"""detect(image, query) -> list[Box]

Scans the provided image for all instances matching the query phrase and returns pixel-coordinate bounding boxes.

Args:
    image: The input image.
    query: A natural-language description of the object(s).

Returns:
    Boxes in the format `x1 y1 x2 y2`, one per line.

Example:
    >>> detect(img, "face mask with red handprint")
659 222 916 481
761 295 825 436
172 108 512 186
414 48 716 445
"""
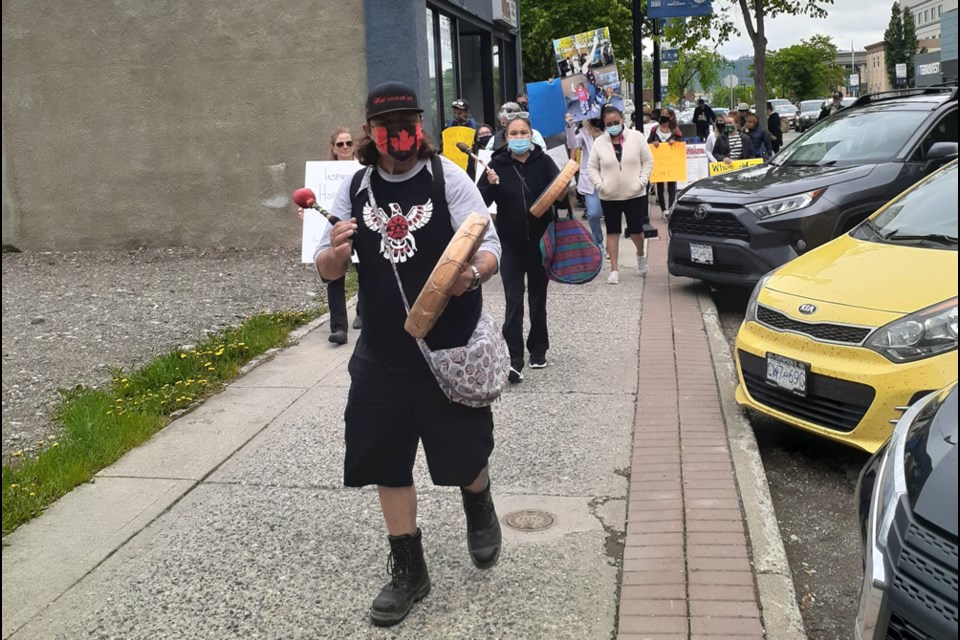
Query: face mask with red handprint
372 123 423 162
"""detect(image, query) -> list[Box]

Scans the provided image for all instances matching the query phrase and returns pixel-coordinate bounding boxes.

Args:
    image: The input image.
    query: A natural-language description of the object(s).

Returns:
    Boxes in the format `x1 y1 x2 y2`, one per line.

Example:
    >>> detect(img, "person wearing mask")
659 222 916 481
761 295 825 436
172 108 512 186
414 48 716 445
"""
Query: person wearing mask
486 102 546 152
743 113 773 160
647 109 684 215
818 91 845 121
586 105 655 284
737 102 751 128
516 93 529 112
447 98 477 129
693 98 716 143
565 113 605 250
704 114 726 163
766 101 783 154
298 127 362 344
465 123 494 182
712 114 756 164
314 81 502 627
477 113 561 382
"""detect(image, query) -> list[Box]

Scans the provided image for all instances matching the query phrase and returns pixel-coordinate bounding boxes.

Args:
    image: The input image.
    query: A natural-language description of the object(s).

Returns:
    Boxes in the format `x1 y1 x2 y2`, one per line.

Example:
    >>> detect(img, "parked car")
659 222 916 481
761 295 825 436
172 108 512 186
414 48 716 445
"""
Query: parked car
734 160 958 453
796 99 825 131
667 87 959 288
774 103 799 129
854 382 958 639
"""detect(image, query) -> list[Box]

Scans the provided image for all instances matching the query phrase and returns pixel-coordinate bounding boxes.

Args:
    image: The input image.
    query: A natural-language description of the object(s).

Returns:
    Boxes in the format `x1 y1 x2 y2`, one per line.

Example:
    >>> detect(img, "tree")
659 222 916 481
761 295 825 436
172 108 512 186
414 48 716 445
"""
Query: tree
766 34 845 100
665 47 726 105
884 2 905 87
519 0 633 82
902 7 918 86
712 84 756 110
662 0 834 133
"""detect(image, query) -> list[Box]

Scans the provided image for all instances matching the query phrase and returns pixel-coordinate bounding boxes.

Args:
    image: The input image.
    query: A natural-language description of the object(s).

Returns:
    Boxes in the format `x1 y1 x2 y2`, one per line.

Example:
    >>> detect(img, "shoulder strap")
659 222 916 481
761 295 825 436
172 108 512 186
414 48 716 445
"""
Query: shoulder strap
429 154 447 213
348 168 366 216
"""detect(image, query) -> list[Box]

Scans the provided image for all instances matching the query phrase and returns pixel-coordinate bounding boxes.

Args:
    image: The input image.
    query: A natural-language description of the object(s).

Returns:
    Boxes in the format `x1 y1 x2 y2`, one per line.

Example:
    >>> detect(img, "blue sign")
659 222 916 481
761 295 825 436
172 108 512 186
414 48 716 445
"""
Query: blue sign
648 0 713 19
662 49 679 63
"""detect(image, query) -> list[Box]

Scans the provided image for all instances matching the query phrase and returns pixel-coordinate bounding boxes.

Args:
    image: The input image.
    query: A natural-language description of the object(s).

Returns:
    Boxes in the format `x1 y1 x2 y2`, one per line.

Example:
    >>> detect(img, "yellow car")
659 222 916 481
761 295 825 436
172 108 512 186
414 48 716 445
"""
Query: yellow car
735 160 959 453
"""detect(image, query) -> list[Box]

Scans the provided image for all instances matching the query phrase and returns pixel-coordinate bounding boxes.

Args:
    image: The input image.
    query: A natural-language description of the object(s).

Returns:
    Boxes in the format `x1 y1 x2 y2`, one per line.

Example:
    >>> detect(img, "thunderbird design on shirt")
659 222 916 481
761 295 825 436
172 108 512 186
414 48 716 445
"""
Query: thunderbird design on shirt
362 199 433 263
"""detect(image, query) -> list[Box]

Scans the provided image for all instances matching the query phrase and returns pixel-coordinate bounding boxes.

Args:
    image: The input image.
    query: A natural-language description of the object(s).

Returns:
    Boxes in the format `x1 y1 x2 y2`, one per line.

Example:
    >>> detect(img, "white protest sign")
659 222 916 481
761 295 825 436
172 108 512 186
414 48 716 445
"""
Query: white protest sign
473 149 497 215
679 143 710 188
301 160 362 263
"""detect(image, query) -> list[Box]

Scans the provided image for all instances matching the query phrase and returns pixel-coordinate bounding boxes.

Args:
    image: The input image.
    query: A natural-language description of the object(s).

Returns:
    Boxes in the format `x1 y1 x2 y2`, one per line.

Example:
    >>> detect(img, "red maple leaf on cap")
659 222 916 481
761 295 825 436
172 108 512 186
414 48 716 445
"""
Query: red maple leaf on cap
391 129 417 152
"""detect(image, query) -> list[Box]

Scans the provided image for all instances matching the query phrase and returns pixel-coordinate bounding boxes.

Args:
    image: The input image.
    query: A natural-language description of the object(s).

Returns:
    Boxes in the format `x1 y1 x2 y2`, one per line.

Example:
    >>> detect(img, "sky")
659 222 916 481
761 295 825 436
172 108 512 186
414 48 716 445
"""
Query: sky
700 0 895 58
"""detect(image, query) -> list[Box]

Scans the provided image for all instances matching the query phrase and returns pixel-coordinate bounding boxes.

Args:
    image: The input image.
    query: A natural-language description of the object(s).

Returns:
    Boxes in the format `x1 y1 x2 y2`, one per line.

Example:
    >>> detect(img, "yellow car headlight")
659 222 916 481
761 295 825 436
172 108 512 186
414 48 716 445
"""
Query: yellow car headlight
865 297 958 363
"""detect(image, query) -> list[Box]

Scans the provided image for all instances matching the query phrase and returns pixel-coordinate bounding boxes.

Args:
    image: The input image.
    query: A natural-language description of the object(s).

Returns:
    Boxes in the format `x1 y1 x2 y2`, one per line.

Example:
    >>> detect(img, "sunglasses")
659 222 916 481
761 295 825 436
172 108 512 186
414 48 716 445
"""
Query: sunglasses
503 111 530 121
335 140 354 148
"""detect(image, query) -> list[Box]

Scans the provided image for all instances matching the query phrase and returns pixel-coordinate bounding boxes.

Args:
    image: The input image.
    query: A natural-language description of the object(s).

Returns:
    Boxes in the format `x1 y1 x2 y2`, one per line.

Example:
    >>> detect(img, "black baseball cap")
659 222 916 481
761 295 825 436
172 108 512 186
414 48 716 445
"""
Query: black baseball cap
451 98 470 110
365 81 423 120
833 91 844 99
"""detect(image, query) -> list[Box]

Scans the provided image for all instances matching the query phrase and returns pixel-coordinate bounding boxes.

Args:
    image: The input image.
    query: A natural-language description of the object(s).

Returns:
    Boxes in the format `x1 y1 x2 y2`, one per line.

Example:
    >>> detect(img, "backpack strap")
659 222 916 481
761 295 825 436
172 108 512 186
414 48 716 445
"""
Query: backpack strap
429 154 449 214
347 167 366 218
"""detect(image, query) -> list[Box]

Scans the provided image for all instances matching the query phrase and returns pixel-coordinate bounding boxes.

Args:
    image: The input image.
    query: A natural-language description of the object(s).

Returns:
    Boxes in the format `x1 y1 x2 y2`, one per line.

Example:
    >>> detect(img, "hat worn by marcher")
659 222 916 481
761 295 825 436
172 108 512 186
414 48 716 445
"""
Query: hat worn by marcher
833 91 844 100
365 81 423 120
737 102 750 111
452 98 470 110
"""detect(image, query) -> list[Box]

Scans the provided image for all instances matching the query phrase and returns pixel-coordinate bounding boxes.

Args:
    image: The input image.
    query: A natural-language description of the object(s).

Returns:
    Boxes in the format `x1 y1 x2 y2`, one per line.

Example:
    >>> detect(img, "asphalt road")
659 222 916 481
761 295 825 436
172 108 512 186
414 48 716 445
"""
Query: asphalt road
711 285 871 640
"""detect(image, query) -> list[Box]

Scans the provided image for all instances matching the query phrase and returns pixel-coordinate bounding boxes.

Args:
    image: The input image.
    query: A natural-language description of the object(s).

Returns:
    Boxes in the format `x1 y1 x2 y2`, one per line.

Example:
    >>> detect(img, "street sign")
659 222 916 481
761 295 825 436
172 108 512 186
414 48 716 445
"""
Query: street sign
723 74 739 89
660 69 669 86
895 63 907 78
662 49 679 63
849 73 860 87
649 0 713 19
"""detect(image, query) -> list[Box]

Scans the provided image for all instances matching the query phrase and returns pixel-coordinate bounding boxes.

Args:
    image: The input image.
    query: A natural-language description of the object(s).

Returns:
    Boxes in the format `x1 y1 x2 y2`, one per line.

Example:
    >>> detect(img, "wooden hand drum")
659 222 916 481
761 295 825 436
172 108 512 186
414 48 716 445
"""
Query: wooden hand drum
404 212 490 339
529 159 579 218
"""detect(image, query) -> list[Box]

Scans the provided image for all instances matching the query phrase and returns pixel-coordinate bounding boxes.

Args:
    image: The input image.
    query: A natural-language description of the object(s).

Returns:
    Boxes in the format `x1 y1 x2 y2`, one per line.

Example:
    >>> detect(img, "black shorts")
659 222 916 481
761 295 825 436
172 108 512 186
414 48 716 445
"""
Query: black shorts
343 356 495 488
600 196 649 235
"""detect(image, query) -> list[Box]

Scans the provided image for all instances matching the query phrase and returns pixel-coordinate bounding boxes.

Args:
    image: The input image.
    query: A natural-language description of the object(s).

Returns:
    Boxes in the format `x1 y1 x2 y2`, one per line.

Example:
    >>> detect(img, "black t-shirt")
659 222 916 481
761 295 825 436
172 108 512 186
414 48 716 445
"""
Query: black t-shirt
349 157 482 371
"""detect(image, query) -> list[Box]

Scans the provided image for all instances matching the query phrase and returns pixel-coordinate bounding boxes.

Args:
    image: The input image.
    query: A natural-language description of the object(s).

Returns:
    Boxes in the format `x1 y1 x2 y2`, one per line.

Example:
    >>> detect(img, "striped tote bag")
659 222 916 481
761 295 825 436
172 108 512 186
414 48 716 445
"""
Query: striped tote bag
539 218 603 284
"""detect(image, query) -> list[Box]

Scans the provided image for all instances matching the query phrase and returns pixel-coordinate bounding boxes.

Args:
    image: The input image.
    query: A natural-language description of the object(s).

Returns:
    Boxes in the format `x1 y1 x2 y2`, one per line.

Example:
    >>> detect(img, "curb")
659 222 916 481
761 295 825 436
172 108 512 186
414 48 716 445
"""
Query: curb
697 289 807 640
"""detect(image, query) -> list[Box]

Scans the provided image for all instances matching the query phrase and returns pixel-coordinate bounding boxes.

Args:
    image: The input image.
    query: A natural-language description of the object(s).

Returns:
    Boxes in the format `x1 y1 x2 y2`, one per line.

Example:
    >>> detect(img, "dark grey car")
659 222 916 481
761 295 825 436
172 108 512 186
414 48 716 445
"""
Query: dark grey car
667 88 959 287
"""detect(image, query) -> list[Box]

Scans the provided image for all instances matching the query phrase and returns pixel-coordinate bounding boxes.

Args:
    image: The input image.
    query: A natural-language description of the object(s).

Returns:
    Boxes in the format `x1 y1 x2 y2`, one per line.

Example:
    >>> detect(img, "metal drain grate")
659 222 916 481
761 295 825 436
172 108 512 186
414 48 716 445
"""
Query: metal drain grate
503 510 556 532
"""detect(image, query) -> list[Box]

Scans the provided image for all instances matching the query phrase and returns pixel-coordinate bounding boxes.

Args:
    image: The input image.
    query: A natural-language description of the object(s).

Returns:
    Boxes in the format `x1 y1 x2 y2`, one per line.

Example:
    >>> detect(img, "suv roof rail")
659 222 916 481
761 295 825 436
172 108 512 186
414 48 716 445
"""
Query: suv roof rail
851 86 958 107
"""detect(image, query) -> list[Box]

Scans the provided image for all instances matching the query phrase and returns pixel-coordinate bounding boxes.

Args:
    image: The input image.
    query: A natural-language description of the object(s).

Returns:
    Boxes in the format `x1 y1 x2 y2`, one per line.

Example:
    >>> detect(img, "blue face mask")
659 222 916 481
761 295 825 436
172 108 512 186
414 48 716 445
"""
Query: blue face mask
606 124 623 136
508 138 532 154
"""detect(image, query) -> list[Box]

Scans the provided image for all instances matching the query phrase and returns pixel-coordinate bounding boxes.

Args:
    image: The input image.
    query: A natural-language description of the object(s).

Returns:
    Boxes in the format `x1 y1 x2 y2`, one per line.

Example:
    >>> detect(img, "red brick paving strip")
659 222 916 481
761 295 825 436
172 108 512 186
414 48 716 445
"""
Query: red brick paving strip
617 219 764 639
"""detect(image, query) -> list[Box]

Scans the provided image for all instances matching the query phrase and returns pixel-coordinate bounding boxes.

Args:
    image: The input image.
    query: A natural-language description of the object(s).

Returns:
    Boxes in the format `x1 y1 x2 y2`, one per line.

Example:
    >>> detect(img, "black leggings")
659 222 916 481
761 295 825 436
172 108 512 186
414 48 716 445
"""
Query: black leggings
656 182 677 211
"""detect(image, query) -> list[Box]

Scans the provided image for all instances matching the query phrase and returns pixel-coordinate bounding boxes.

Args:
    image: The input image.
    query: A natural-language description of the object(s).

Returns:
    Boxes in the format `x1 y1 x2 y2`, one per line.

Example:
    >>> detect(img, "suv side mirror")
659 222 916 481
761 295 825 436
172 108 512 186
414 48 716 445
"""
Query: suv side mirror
926 141 959 163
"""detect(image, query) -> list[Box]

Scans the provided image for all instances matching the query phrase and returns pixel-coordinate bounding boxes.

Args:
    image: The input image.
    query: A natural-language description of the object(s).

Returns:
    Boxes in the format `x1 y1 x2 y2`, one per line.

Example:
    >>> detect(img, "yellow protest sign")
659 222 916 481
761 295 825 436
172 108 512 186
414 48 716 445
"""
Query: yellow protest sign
708 158 764 176
441 126 476 171
648 142 687 183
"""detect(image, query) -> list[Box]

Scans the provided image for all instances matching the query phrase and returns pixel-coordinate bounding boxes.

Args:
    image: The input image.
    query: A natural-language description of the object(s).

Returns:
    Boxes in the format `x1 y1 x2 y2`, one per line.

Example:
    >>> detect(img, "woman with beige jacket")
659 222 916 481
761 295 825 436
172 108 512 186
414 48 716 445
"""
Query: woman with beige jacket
586 105 655 284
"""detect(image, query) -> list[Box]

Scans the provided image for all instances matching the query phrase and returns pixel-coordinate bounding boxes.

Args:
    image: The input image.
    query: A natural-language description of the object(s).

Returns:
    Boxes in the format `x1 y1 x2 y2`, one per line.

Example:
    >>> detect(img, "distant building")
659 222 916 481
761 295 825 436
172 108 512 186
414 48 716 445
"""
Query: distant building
864 38 941 93
901 0 958 39
834 49 868 97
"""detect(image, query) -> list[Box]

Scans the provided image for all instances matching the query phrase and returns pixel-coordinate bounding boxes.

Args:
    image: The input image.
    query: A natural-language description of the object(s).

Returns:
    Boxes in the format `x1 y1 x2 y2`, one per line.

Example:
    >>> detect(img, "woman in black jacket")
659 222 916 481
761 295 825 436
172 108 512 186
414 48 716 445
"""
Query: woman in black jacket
477 114 561 383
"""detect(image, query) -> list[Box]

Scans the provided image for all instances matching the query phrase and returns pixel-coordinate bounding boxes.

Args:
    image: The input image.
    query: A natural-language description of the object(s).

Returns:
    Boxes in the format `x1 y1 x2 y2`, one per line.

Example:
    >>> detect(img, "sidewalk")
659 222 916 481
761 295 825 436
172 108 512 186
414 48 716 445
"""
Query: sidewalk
2 217 803 640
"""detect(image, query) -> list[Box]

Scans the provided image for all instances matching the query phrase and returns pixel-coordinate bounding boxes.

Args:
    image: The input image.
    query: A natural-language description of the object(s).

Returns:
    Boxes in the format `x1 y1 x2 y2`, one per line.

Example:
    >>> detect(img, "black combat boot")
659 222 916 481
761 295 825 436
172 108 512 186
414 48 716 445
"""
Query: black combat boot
369 528 431 627
460 482 502 569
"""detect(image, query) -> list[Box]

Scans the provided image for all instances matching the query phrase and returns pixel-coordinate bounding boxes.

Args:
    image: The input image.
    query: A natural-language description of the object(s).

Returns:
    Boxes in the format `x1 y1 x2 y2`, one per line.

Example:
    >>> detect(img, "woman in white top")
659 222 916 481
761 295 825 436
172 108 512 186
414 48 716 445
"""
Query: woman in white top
704 114 725 163
586 105 655 284
565 114 604 248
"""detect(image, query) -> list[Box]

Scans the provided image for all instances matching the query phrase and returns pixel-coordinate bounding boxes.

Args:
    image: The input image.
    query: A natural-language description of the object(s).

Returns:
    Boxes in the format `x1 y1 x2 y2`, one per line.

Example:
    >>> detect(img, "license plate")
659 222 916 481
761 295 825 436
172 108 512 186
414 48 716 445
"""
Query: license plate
765 353 808 396
690 243 714 264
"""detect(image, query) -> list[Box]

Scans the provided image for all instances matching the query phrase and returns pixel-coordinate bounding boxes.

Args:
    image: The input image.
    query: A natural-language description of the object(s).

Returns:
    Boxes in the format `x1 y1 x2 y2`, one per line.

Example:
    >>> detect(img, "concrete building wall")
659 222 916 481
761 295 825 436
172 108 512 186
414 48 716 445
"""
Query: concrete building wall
2 1 367 251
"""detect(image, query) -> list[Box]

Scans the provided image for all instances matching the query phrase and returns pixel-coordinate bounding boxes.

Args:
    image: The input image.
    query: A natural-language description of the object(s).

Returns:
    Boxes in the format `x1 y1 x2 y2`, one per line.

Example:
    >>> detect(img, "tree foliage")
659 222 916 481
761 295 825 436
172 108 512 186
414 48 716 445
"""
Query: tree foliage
712 83 756 109
887 4 919 86
661 0 834 131
766 34 845 100
519 0 634 82
665 48 726 104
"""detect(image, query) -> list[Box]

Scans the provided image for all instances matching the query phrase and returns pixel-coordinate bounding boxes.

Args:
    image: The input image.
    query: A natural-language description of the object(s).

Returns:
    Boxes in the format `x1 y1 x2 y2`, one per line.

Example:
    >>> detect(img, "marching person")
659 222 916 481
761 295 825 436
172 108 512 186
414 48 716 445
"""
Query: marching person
712 113 756 164
586 105 654 284
819 91 845 121
486 102 546 152
565 113 605 249
446 97 478 129
743 113 773 160
693 98 716 142
297 127 361 344
647 108 684 215
465 123 495 182
766 101 783 154
314 81 503 627
704 114 726 163
478 112 561 382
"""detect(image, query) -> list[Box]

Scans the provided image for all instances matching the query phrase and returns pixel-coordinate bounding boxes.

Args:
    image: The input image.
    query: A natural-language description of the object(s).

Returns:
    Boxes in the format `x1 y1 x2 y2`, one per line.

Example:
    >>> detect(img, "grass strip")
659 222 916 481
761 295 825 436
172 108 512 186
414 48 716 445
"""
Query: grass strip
2 276 355 536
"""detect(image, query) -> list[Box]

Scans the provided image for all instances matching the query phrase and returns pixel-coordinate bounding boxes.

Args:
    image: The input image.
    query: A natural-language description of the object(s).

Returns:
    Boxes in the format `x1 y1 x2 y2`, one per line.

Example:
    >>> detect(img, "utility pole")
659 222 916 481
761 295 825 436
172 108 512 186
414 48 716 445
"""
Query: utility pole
633 0 643 118
652 18 662 109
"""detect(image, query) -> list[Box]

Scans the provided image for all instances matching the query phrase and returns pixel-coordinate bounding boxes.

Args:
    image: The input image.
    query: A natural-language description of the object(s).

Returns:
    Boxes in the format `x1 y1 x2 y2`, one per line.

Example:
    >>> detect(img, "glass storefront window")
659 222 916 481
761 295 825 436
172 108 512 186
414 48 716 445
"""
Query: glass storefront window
439 14 456 127
425 7 439 136
492 42 503 112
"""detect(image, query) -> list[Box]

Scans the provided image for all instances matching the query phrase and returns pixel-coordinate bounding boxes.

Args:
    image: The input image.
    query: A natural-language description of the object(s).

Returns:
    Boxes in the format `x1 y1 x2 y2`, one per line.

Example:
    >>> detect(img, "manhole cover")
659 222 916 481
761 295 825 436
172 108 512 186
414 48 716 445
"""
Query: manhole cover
503 509 556 532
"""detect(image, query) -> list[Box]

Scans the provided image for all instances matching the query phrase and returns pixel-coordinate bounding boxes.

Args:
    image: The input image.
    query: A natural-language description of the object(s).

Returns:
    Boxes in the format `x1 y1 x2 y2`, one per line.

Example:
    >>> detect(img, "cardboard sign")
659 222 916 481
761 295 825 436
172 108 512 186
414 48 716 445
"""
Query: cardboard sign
526 79 567 138
708 158 764 176
679 143 710 188
441 126 476 171
301 160 362 263
648 142 688 183
552 27 624 123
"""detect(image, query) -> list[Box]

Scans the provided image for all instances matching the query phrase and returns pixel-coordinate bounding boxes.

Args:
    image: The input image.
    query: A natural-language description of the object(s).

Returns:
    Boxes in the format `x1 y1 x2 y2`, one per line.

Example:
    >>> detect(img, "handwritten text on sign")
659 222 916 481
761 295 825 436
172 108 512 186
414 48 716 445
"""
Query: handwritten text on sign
708 158 764 176
648 142 687 183
301 160 362 263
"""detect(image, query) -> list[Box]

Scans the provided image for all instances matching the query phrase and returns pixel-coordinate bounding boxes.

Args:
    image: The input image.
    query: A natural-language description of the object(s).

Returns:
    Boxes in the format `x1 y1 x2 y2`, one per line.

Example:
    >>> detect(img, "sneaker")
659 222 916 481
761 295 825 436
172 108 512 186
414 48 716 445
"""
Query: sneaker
529 357 547 369
508 367 524 384
328 330 348 345
352 315 362 330
637 255 648 276
606 271 620 285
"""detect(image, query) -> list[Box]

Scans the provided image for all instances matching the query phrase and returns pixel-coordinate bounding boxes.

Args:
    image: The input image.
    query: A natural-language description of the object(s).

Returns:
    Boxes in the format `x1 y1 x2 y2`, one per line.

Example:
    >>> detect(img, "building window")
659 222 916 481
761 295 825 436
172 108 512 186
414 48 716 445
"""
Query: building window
439 14 457 127
426 8 439 136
